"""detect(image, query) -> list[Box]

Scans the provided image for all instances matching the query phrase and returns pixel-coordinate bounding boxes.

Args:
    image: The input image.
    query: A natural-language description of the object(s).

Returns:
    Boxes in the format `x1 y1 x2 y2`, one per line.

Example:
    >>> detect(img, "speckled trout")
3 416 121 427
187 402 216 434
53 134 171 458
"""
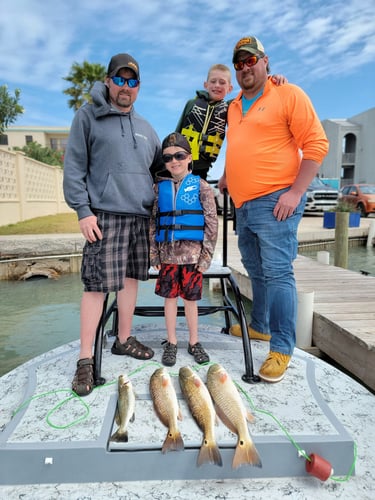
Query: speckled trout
110 374 136 443
179 366 222 467
150 367 184 453
206 363 262 469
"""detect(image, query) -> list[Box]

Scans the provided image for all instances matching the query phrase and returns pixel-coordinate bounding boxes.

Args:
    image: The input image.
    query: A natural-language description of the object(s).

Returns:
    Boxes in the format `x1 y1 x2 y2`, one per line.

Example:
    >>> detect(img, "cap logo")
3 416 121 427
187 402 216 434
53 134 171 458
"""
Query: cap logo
127 61 138 73
235 37 255 51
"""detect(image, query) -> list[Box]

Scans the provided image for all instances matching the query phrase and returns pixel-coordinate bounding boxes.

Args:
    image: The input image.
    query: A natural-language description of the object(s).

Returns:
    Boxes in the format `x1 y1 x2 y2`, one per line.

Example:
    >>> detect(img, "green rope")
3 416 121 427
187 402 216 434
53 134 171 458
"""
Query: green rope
234 381 357 482
11 360 357 482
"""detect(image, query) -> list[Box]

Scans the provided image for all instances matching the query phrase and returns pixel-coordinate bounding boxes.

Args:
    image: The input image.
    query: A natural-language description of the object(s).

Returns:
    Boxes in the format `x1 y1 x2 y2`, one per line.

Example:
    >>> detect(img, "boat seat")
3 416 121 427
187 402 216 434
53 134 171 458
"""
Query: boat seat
93 188 259 386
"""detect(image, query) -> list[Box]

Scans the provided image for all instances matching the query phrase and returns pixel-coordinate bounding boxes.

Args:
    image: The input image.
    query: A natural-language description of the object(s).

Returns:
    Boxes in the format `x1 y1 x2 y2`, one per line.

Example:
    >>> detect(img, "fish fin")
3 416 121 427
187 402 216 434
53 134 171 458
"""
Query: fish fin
114 404 120 426
197 440 223 467
130 412 135 423
194 378 202 388
161 430 184 454
214 405 237 435
232 439 262 469
178 406 183 421
246 409 255 423
110 429 129 443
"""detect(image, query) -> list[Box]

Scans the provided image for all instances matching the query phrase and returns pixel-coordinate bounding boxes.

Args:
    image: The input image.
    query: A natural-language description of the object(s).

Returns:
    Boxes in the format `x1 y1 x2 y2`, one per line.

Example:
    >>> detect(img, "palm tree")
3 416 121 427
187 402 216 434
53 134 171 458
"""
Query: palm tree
0 85 24 135
63 61 106 111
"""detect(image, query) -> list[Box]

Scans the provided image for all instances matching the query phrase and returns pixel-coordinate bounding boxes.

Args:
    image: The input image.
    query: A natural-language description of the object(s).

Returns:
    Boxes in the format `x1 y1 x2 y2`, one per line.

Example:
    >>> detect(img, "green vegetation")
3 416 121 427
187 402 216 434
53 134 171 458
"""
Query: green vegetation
0 213 80 235
329 199 360 212
13 141 64 167
0 84 24 135
63 61 106 110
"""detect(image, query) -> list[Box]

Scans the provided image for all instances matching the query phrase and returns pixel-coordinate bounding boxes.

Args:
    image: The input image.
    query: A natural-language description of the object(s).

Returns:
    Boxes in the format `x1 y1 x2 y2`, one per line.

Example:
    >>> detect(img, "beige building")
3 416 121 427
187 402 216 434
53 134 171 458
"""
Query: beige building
0 125 69 153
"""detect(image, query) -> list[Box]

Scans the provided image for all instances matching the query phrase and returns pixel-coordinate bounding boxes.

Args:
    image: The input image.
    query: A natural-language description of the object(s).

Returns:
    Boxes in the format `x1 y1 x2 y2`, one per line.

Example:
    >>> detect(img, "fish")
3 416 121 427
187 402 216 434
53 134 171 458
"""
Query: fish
206 363 262 469
178 366 222 467
150 367 184 453
110 374 136 443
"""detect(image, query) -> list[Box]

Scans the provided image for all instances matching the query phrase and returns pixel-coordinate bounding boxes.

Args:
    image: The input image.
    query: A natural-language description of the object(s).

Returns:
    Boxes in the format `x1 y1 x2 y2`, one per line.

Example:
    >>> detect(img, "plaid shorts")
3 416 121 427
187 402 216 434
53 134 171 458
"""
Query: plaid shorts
155 263 203 301
81 212 150 293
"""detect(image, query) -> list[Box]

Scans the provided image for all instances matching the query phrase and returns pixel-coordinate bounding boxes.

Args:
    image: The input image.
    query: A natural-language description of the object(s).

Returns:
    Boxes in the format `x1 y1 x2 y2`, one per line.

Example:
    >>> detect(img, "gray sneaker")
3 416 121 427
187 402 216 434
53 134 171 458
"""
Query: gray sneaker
161 341 177 366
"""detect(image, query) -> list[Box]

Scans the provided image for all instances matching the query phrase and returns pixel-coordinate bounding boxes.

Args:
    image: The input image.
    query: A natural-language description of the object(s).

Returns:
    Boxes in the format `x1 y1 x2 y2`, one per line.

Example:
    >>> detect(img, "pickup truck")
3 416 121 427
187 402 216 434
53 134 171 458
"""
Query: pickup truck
304 177 339 213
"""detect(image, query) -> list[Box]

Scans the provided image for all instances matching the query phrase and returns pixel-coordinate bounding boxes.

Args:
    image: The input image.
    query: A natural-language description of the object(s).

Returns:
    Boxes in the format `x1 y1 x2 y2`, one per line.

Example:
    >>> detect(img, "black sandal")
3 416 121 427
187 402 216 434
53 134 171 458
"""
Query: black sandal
188 342 210 364
111 335 154 360
72 358 94 396
161 341 177 366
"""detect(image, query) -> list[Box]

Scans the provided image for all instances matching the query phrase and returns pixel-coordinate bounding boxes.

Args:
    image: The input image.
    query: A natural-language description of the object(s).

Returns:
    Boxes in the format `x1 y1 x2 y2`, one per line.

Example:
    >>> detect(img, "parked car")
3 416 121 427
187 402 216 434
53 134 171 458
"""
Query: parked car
212 177 339 215
304 177 339 213
339 184 375 217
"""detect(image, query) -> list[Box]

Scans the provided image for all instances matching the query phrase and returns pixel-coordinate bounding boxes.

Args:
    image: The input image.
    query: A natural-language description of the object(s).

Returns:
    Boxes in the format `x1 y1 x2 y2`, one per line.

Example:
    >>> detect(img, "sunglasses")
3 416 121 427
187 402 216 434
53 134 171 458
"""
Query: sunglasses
234 54 263 71
162 151 189 163
111 76 140 88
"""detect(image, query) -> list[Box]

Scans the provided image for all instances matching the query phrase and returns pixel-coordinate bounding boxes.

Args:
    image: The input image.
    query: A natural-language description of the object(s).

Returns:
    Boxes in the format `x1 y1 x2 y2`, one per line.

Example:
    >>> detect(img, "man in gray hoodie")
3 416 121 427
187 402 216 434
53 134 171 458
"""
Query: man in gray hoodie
63 53 162 396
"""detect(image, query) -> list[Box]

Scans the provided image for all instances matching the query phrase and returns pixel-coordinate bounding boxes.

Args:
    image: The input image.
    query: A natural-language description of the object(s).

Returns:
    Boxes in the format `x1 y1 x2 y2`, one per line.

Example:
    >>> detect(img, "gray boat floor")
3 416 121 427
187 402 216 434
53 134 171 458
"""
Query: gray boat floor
0 323 374 499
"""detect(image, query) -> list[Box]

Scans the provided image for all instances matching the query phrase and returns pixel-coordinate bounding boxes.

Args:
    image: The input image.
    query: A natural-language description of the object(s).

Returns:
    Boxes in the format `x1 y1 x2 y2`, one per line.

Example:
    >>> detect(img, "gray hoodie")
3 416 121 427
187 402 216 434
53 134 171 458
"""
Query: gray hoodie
63 81 162 220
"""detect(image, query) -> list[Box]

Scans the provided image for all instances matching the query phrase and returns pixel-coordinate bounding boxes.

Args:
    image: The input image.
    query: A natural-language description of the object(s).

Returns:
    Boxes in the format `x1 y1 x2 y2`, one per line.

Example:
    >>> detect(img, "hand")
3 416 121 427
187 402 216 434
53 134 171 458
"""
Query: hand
273 190 301 221
79 215 103 243
217 175 227 194
152 265 161 271
271 74 288 85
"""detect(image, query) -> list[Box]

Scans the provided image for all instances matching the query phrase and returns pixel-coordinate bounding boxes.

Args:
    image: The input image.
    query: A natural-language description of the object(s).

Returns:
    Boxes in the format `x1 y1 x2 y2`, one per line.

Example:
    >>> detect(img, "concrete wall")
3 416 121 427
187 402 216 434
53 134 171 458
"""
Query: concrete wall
0 149 72 226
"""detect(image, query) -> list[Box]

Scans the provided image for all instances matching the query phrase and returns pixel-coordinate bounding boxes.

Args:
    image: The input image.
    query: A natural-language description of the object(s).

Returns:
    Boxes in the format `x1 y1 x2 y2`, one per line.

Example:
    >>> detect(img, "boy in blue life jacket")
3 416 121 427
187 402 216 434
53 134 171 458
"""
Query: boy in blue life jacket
176 64 287 180
149 132 218 366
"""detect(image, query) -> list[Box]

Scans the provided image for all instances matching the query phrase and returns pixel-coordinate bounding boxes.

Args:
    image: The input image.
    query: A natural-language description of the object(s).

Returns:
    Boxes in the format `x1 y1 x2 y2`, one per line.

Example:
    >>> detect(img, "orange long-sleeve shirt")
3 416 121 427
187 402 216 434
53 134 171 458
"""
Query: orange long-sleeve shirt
225 79 329 208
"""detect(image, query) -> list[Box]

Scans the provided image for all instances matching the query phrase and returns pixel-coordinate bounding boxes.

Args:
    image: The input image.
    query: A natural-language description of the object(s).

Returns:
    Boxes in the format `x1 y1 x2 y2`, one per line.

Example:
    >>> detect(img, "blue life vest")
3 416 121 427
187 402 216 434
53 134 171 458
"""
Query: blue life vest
156 174 204 242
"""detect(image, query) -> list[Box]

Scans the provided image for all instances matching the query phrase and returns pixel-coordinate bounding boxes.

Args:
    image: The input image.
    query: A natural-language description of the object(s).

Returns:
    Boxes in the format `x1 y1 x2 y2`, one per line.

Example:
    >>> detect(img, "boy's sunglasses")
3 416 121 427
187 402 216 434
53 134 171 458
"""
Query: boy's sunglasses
111 76 140 88
162 151 189 163
233 54 264 71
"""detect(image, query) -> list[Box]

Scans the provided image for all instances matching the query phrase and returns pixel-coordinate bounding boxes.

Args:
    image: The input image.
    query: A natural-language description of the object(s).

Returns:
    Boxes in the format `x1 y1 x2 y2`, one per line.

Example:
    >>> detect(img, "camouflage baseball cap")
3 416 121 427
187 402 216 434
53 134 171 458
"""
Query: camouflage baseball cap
232 36 265 62
162 132 191 153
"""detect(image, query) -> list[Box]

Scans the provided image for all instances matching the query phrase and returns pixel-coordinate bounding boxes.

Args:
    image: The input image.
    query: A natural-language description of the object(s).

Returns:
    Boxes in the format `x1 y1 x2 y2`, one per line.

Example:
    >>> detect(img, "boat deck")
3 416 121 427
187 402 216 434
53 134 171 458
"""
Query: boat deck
1 324 374 499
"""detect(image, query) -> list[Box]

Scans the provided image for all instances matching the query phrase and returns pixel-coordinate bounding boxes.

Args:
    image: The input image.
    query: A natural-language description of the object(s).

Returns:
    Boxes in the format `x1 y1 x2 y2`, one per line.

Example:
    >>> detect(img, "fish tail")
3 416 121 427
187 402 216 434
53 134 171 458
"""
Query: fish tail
197 440 223 467
110 429 129 443
232 440 262 469
161 430 184 454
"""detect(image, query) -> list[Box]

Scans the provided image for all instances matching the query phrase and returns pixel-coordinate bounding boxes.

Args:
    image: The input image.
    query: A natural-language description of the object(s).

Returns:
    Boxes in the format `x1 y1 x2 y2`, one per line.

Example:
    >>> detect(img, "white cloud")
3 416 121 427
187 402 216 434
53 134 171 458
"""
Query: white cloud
1 0 374 128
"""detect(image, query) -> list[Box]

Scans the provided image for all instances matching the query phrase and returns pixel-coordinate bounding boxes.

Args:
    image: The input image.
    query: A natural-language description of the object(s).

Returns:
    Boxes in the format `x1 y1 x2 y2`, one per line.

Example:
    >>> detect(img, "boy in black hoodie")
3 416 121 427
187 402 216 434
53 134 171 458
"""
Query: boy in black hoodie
176 64 287 180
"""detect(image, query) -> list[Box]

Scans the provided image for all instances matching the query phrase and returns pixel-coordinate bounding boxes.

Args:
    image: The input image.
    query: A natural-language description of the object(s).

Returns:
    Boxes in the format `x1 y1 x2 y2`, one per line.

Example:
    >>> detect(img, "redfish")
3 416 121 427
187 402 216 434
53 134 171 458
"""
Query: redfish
110 374 136 443
150 367 184 453
179 366 222 467
206 363 262 469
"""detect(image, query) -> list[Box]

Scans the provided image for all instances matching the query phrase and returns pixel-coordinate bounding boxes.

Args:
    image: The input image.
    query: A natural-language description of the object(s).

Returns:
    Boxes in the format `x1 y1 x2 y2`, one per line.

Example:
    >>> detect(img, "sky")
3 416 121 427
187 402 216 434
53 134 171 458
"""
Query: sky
1 0 375 179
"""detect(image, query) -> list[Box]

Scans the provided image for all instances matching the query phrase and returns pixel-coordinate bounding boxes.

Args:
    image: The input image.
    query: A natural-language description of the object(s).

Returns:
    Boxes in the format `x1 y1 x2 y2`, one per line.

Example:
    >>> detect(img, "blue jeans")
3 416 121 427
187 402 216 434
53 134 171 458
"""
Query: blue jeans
236 188 306 355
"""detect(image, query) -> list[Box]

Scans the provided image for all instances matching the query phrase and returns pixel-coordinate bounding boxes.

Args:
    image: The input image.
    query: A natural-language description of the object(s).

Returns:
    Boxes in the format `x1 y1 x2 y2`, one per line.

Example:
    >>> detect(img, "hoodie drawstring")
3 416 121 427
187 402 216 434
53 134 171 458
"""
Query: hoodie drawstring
119 114 138 149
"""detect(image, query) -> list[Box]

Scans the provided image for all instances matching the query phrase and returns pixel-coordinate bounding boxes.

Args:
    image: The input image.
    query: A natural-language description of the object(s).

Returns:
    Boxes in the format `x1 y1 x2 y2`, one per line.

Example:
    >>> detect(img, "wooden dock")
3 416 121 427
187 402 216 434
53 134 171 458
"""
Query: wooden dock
219 217 375 392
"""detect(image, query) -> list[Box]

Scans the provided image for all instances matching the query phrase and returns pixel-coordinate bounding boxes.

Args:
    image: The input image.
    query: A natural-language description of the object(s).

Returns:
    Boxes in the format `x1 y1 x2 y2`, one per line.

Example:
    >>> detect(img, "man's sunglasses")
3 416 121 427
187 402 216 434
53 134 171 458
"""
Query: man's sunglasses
162 151 189 163
111 76 140 88
234 54 264 71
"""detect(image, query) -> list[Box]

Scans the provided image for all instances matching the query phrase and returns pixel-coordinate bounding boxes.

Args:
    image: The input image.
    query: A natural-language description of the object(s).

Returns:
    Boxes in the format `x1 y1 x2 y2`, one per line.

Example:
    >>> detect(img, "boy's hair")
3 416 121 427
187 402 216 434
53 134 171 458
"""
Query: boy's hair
207 64 232 82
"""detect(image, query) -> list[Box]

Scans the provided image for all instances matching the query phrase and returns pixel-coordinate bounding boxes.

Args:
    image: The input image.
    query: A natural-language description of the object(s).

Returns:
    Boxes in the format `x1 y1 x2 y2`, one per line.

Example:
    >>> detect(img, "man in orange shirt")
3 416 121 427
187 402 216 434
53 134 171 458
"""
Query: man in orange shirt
218 36 328 383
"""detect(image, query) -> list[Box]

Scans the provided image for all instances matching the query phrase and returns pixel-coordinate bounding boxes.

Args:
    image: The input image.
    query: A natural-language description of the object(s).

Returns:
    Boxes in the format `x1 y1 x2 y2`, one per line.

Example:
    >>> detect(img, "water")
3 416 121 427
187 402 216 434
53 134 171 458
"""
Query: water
0 274 228 377
1 245 373 377
299 244 375 275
